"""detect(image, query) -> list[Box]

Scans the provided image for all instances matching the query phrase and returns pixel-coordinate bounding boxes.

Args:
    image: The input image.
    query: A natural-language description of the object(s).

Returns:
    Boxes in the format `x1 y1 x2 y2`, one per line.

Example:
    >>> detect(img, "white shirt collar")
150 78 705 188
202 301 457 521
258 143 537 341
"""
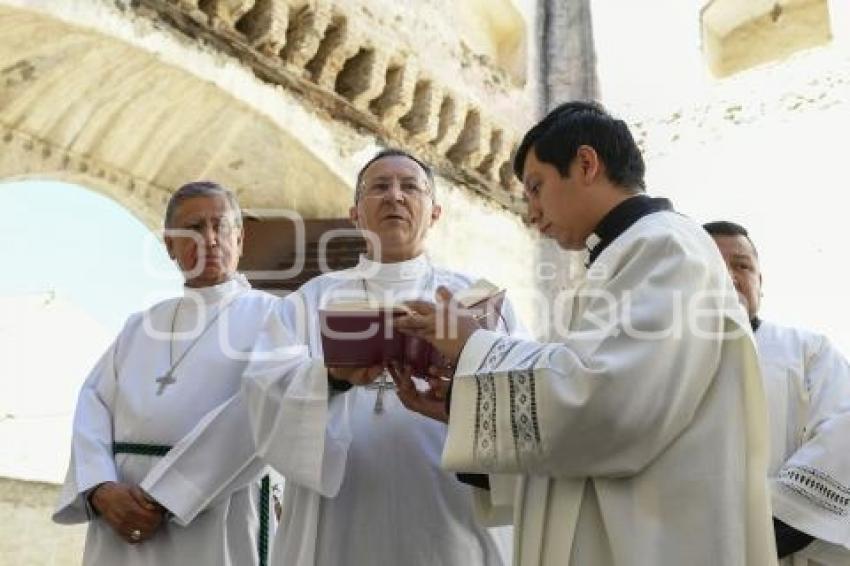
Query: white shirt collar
585 233 602 255
183 273 250 304
354 253 431 282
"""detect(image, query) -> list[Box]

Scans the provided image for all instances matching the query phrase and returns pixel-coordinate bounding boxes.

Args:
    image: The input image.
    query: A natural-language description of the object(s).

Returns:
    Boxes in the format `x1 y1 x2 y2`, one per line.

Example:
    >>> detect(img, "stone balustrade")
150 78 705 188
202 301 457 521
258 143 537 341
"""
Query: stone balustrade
137 0 525 212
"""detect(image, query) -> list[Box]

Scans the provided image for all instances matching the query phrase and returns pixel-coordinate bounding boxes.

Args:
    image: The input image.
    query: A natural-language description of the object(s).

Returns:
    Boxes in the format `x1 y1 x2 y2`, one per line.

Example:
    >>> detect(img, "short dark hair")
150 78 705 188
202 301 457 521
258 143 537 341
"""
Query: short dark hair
354 148 436 203
703 220 758 256
513 101 646 191
165 181 242 228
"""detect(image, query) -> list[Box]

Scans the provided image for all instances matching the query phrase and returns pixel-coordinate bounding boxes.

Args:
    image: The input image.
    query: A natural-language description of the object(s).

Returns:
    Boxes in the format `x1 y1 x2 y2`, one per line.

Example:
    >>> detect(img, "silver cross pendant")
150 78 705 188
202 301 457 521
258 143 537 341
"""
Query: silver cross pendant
155 373 176 395
373 372 389 414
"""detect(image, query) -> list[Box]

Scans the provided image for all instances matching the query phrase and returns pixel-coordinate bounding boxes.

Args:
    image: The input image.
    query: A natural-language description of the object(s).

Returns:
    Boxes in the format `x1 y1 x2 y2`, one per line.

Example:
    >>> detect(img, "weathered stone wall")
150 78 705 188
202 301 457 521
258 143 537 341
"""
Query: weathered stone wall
0 478 85 566
541 0 598 108
122 0 533 208
702 0 833 77
428 181 544 337
587 0 850 353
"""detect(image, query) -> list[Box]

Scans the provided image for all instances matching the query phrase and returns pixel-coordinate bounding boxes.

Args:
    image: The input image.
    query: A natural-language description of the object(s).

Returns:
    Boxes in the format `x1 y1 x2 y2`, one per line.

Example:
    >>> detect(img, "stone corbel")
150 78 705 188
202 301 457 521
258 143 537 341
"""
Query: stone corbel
372 57 419 128
400 78 444 144
280 0 333 73
237 0 290 57
447 110 491 169
431 94 468 154
307 13 362 91
202 0 256 32
336 46 390 111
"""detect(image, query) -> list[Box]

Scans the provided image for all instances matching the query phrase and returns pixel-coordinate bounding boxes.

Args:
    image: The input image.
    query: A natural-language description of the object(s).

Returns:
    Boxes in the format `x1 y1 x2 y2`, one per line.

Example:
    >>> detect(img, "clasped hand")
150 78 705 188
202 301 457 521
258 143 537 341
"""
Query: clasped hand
89 481 166 544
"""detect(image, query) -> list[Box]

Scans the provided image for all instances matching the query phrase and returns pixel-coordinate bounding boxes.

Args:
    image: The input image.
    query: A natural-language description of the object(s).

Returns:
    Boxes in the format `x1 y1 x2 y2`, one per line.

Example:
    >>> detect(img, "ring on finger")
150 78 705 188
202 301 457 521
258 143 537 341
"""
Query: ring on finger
130 529 142 541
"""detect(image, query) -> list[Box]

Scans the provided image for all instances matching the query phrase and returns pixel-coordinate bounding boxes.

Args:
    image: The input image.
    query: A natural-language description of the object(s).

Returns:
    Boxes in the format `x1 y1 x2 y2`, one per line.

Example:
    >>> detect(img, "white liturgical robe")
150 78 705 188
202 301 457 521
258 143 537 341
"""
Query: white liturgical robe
756 321 850 565
243 254 526 566
54 276 278 566
442 210 778 565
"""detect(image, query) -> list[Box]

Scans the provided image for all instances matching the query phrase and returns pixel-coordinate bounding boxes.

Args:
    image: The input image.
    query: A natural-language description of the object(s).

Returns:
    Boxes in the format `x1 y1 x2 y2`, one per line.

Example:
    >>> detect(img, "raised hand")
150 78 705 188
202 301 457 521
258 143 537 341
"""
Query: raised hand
89 482 165 544
395 286 481 364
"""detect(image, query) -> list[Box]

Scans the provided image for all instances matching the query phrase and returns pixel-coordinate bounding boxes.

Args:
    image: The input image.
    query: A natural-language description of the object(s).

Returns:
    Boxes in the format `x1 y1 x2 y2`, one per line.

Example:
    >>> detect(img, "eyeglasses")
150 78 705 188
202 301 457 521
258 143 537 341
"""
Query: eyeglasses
176 216 239 236
359 178 432 200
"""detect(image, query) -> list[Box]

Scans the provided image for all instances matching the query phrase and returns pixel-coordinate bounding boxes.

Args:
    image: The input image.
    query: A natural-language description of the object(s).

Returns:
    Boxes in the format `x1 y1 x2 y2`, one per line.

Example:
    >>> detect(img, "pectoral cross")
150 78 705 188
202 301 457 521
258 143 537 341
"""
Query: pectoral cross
156 372 176 395
373 371 391 414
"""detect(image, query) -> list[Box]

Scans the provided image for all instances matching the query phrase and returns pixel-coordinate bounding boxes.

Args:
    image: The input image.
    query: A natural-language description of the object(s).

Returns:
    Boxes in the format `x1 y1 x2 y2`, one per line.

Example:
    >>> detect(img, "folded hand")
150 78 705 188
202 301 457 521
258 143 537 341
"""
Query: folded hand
388 362 451 423
89 482 165 544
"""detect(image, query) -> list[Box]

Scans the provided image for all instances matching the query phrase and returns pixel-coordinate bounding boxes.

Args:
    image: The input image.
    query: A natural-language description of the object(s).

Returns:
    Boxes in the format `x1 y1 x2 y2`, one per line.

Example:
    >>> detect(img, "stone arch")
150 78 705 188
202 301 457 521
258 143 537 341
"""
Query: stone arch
0 166 164 232
0 3 354 229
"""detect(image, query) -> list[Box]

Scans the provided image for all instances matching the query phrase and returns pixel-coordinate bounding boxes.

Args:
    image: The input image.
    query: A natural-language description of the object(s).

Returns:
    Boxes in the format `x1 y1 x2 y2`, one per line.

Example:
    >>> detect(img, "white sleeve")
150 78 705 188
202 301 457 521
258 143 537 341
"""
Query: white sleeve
140 390 272 526
772 335 850 549
444 232 731 478
472 293 527 520
139 301 286 526
243 295 353 497
53 335 122 524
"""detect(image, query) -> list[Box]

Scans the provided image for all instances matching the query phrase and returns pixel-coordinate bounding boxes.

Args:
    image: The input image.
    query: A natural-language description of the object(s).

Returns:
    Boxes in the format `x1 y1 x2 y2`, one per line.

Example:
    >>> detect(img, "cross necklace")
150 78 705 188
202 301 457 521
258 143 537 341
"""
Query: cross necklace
360 265 435 414
155 295 237 395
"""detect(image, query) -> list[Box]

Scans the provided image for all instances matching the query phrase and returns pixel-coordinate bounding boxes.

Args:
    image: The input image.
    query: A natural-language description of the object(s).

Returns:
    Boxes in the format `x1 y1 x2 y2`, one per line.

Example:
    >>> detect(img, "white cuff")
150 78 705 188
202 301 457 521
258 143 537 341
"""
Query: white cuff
772 480 850 549
455 330 502 377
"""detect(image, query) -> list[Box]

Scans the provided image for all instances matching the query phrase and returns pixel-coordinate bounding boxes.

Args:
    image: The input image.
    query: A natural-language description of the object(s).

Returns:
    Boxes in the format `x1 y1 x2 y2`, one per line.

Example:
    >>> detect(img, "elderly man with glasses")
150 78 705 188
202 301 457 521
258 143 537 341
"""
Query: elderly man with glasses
53 181 279 566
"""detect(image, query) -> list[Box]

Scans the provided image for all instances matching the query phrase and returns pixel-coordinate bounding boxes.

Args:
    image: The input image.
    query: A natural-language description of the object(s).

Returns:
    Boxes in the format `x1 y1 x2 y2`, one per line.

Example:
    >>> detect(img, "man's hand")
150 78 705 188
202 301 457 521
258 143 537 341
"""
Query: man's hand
388 362 451 423
395 286 481 365
89 482 165 544
326 364 385 386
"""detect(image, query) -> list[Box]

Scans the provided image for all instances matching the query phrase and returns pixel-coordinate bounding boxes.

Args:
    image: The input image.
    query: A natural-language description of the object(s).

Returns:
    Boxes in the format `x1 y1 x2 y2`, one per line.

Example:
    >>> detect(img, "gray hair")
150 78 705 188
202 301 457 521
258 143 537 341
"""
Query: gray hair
354 148 436 204
164 181 243 228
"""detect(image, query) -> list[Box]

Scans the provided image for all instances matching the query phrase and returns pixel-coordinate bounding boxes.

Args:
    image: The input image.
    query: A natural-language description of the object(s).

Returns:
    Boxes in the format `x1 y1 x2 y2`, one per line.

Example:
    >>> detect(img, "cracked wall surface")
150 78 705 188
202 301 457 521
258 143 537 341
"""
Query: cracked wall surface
0 479 85 565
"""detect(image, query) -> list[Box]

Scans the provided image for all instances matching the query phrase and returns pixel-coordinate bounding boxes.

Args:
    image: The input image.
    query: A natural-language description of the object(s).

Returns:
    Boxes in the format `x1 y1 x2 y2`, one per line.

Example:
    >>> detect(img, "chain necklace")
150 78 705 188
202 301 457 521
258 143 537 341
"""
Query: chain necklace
154 293 238 395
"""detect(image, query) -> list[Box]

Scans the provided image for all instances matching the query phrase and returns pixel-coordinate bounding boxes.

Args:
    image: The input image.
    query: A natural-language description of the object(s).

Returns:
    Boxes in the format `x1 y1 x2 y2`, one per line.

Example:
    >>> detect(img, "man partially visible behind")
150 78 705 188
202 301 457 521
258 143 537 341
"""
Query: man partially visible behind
706 221 850 566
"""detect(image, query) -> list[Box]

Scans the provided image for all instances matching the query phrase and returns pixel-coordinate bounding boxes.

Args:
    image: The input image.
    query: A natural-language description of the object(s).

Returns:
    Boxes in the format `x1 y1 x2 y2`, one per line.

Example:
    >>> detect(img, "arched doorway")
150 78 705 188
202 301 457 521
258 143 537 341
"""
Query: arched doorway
0 179 183 484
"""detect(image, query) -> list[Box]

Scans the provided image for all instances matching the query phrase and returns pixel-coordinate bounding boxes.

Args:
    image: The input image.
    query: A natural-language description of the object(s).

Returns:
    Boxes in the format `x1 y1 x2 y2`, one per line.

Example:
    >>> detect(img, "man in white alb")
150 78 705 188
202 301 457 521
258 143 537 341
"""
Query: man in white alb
54 181 278 565
243 149 526 566
391 102 778 565
706 220 850 566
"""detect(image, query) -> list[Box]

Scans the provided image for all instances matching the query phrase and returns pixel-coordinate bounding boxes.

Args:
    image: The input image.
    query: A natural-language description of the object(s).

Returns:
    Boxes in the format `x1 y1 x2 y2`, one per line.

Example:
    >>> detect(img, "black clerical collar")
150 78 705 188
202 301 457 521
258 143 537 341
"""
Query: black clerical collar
587 194 674 266
751 317 762 332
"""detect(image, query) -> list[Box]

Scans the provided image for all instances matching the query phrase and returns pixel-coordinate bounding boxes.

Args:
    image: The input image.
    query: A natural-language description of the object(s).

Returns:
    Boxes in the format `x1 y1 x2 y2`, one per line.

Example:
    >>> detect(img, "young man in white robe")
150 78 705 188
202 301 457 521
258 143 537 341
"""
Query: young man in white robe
391 101 778 565
706 220 850 566
53 181 279 566
241 149 527 566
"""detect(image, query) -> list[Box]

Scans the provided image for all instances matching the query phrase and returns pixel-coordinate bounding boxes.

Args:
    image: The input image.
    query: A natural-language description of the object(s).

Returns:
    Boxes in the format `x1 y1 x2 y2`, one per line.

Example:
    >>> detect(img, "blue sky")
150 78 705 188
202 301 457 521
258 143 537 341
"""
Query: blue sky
0 180 183 334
